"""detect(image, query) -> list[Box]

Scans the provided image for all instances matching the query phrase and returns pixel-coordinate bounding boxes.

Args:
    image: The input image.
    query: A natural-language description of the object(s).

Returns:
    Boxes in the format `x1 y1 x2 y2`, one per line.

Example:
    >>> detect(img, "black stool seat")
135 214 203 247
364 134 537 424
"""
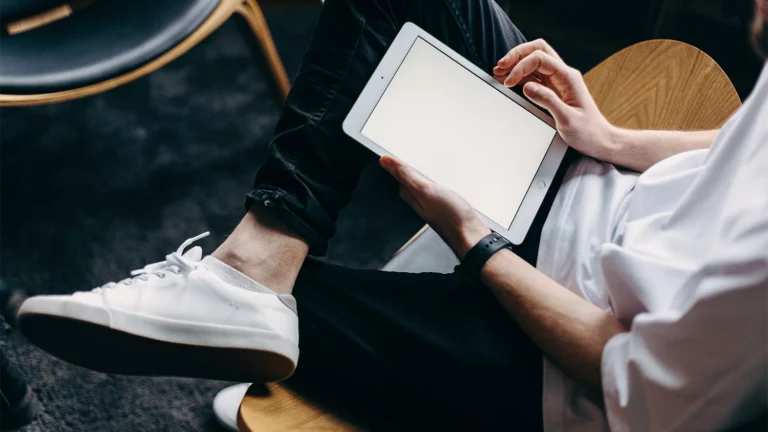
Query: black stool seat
0 0 219 94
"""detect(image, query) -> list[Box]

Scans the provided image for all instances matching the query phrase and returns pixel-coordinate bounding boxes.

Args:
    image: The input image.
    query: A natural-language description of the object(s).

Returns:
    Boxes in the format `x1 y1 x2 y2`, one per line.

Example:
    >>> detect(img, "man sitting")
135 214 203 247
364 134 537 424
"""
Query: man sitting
19 0 768 429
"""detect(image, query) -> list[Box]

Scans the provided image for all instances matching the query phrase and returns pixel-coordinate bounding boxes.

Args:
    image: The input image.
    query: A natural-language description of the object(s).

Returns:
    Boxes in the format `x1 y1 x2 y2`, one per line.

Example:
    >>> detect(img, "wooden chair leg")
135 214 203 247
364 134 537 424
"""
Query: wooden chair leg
237 0 291 100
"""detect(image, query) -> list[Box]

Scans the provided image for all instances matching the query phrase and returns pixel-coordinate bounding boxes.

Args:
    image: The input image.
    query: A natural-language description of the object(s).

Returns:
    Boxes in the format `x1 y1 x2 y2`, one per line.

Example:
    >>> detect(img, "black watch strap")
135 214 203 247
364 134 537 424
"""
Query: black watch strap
454 232 513 286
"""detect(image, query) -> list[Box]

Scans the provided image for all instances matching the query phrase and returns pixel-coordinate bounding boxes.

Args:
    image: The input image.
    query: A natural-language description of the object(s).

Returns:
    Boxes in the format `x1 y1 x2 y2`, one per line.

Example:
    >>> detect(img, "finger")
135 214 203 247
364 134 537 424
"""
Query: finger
494 70 541 86
380 155 430 191
503 51 568 88
494 62 538 76
496 39 561 70
493 65 512 76
520 74 541 86
523 81 572 123
495 75 537 86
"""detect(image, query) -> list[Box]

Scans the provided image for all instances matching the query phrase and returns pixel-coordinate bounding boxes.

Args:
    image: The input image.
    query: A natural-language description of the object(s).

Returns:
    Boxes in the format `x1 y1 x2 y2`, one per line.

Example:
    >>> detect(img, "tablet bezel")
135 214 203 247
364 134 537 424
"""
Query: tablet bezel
342 22 568 245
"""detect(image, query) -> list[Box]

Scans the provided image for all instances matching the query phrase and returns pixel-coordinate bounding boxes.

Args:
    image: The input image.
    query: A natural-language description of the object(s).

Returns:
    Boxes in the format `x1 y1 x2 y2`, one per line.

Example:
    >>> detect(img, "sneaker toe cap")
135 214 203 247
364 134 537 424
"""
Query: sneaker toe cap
213 383 251 431
18 294 110 325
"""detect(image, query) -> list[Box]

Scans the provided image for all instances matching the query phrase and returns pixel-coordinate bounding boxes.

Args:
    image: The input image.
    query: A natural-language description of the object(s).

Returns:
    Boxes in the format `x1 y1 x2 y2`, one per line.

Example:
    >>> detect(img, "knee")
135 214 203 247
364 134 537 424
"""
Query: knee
410 0 504 28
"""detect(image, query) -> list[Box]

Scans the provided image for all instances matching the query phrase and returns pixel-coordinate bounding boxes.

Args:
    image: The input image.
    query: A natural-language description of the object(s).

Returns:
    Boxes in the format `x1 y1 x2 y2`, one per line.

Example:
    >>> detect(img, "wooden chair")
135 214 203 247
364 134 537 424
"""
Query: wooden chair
237 38 742 431
0 0 291 106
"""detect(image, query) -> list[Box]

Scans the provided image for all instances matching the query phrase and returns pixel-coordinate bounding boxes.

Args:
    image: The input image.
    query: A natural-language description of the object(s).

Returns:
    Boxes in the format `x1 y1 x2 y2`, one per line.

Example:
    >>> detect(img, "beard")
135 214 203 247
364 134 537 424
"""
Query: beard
753 1 768 58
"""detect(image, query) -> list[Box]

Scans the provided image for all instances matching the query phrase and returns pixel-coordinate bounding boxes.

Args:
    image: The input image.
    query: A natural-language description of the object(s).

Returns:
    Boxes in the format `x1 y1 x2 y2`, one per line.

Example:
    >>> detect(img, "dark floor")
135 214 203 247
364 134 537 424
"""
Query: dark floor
0 5 422 432
1 2 764 431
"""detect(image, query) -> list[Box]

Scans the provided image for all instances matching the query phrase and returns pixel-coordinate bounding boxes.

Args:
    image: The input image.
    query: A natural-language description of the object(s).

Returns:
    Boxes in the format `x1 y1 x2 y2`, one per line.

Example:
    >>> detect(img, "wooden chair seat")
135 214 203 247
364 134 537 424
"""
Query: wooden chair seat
238 39 741 432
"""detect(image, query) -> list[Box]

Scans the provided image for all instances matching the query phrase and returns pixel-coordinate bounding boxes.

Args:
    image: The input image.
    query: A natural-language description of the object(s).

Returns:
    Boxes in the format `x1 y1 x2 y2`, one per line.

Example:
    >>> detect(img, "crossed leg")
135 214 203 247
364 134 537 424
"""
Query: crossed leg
214 0 545 428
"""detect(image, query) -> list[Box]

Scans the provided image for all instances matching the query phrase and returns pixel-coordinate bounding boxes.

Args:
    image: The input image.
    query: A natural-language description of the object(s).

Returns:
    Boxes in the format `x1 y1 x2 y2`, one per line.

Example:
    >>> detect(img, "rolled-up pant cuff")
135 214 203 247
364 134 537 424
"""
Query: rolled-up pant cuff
245 188 329 256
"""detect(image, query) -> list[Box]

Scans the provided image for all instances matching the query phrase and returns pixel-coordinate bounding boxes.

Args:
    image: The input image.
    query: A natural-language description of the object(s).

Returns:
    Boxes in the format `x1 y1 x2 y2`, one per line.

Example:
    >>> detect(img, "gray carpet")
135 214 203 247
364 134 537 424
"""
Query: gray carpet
0 6 422 431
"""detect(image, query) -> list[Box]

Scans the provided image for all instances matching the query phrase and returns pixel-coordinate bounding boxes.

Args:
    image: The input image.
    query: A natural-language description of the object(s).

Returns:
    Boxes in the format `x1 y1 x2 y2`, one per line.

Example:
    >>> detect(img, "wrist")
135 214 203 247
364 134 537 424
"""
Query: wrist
596 122 624 164
453 224 492 260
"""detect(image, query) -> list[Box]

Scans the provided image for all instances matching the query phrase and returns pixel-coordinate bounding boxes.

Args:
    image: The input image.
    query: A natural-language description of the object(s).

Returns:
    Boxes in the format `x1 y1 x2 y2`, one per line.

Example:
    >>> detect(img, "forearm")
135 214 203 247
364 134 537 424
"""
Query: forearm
383 146 631 389
603 127 719 172
479 249 628 390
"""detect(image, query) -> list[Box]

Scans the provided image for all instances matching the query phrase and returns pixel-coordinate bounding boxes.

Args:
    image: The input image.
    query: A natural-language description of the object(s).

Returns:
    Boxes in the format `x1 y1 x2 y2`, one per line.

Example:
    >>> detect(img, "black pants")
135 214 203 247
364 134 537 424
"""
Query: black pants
247 0 565 429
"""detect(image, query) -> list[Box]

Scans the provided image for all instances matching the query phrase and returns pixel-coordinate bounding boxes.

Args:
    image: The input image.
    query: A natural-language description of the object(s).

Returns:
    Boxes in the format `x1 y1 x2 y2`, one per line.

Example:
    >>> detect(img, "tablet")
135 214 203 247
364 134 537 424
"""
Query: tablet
343 22 568 245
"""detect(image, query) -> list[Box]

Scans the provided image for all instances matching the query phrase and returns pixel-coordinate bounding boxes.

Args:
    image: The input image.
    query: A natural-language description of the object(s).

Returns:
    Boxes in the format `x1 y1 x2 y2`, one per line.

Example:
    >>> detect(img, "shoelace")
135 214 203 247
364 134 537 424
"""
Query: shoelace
91 232 210 293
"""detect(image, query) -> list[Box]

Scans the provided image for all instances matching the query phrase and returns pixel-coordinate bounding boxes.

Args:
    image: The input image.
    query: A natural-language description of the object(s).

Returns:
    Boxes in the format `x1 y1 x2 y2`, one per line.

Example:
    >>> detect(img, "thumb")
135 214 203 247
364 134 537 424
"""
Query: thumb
523 82 572 124
380 155 428 191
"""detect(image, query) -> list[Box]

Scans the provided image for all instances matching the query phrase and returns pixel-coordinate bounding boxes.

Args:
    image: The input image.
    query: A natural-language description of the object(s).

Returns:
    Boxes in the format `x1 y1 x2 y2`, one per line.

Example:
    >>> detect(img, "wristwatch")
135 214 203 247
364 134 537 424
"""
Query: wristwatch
454 232 513 286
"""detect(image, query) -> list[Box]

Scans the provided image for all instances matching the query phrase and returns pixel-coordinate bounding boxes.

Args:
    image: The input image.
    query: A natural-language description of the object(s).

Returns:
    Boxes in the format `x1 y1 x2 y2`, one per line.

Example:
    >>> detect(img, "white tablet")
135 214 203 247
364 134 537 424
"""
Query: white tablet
343 22 568 245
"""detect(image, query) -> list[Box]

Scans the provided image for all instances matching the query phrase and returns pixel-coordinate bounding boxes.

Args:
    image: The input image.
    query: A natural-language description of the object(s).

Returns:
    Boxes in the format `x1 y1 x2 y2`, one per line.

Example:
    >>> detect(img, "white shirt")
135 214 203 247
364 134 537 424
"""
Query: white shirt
537 62 768 431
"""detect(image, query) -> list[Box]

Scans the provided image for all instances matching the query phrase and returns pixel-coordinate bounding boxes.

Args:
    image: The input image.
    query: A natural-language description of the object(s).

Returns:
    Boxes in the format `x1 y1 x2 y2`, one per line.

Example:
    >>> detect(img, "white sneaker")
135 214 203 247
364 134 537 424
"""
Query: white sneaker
18 233 299 382
213 383 251 432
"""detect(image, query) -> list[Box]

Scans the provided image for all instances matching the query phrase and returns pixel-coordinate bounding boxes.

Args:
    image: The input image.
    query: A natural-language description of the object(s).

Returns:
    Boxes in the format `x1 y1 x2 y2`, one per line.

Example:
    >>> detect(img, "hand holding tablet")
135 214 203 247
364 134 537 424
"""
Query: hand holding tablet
343 23 568 245
378 154 491 259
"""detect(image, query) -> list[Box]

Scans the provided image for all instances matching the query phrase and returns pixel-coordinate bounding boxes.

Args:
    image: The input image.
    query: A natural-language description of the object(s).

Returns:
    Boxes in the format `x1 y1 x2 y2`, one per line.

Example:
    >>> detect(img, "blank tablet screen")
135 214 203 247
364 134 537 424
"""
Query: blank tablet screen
361 37 557 229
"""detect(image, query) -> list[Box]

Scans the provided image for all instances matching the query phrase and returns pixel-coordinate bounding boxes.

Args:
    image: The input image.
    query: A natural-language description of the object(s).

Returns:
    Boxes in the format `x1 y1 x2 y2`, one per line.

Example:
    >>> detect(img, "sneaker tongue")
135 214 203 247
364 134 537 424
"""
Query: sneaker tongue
182 246 203 262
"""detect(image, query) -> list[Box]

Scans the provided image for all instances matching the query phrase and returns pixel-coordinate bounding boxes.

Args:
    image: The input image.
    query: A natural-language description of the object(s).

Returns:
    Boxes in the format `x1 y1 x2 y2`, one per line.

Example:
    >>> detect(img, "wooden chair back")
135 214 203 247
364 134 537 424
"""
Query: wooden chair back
584 39 741 130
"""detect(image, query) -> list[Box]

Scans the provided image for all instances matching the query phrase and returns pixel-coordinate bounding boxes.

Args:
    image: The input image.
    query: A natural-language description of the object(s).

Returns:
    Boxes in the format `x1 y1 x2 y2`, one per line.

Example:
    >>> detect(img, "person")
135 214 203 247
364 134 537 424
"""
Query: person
1 284 40 431
18 0 768 430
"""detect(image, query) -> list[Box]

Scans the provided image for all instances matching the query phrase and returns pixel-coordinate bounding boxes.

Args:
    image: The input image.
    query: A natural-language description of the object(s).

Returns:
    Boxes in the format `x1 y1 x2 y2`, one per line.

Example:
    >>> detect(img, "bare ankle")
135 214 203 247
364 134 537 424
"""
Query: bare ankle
212 210 309 295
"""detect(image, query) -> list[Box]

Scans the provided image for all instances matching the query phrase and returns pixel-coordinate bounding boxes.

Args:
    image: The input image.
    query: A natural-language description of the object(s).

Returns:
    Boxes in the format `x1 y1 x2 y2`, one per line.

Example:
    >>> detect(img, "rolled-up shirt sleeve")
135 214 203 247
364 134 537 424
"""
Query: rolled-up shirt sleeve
600 258 768 431
569 63 768 432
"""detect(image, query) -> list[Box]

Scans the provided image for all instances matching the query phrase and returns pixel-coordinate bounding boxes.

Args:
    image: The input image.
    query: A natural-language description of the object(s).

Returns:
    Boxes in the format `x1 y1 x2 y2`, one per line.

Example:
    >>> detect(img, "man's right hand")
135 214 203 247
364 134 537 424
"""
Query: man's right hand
494 39 721 172
493 39 616 163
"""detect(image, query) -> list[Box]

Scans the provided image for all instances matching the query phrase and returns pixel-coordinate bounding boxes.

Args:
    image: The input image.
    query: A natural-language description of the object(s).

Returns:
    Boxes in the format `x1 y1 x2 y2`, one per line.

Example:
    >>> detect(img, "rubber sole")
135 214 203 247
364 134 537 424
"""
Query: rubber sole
19 313 296 383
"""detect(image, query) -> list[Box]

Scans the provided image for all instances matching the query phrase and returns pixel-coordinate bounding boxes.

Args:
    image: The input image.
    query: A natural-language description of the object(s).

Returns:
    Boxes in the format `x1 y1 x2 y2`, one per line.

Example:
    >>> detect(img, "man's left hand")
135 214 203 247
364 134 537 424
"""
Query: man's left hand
380 155 490 259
